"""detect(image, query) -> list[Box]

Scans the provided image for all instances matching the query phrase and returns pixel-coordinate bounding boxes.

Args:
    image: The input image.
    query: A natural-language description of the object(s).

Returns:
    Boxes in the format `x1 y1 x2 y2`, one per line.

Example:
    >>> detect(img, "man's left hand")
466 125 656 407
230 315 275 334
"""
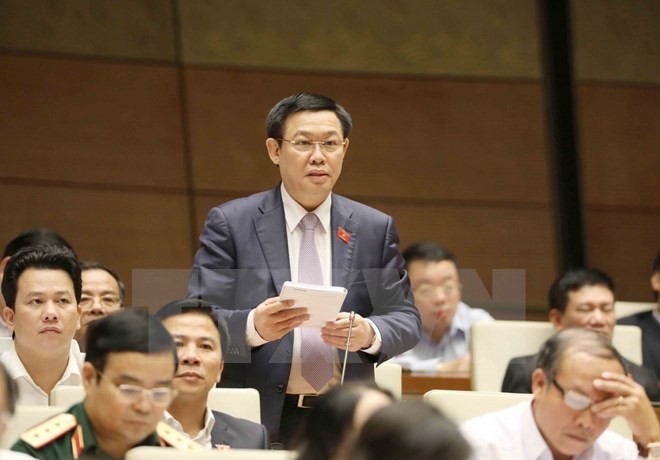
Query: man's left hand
321 312 375 351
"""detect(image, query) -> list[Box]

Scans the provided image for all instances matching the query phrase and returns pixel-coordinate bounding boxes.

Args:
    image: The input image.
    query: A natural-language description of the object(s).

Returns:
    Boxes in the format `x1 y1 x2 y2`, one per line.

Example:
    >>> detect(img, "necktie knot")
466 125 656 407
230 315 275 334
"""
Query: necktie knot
301 213 319 231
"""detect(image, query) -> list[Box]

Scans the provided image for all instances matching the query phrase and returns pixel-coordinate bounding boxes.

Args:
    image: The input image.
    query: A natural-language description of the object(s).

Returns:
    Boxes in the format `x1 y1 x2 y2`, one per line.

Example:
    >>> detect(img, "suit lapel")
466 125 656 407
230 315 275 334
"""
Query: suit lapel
254 186 291 293
331 196 358 290
210 412 235 448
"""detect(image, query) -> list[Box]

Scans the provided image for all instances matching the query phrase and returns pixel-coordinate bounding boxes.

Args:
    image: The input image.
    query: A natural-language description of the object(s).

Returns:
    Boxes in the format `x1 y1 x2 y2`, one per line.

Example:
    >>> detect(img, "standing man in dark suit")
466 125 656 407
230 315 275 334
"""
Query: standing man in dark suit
501 267 660 401
618 251 660 379
157 300 269 450
188 93 421 445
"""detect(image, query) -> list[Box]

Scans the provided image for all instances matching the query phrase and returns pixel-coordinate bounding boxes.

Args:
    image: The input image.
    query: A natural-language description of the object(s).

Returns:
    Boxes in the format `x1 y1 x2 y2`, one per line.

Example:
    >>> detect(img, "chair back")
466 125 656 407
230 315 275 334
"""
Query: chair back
470 321 642 391
1 406 66 448
374 362 402 399
207 388 261 424
51 385 86 407
615 301 655 319
126 446 297 459
424 389 632 438
0 337 13 353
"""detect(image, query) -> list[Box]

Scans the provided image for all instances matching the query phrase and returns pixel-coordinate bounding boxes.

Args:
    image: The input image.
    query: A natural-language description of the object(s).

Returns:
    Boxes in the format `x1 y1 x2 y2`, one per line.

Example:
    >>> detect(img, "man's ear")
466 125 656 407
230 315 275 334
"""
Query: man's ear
266 138 281 166
3 307 15 330
216 359 224 384
531 368 547 396
548 308 563 330
82 362 96 390
651 272 660 293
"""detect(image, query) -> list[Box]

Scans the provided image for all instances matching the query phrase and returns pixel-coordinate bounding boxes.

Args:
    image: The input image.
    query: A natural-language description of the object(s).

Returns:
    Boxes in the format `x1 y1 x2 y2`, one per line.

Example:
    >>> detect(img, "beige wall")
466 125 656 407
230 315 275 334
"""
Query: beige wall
1 0 658 316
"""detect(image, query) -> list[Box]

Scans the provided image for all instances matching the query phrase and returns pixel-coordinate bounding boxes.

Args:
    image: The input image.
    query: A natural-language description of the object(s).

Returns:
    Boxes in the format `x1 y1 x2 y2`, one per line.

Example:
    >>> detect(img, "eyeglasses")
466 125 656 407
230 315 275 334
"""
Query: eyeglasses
79 295 121 309
97 371 175 407
279 138 346 154
413 282 457 300
551 377 593 410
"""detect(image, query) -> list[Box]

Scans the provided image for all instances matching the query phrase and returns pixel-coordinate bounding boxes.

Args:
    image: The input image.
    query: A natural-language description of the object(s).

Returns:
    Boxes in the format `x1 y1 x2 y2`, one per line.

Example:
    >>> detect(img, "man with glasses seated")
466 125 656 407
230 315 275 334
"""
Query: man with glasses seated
461 328 660 459
74 261 124 351
389 241 493 372
502 267 660 401
11 309 202 459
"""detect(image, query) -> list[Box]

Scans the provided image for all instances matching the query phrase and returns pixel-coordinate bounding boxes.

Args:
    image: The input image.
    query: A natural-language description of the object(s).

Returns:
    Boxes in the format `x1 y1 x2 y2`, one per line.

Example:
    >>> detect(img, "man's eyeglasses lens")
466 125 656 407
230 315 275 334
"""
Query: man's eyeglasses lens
552 377 593 410
279 138 345 154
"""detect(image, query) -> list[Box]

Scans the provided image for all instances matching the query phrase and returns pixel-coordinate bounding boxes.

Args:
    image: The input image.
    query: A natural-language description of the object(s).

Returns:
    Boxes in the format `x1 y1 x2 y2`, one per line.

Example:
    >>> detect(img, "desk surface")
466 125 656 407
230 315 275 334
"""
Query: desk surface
402 371 471 395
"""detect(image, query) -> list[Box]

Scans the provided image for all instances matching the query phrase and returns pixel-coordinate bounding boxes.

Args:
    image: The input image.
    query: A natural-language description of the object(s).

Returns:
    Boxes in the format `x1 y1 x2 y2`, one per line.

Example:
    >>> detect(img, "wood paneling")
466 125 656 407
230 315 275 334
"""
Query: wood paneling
186 69 549 205
0 0 175 61
577 84 660 207
0 184 192 306
585 209 660 302
179 0 539 78
0 54 186 189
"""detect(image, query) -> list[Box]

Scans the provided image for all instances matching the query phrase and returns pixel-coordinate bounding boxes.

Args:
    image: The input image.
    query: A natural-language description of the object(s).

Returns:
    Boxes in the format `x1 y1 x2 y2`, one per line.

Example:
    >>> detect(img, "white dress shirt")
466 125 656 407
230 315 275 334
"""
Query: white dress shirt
0 342 82 406
245 184 382 395
460 401 640 460
163 407 215 449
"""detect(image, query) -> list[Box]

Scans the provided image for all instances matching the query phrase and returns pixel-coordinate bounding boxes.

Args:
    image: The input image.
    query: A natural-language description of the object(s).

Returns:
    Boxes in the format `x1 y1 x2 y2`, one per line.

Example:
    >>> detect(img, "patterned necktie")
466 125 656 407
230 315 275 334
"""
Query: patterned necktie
298 213 333 391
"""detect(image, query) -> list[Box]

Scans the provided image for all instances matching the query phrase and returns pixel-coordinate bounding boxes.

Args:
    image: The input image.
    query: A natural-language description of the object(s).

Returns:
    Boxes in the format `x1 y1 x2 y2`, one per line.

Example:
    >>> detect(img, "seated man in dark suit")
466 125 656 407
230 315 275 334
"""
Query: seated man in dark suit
618 251 660 379
157 300 270 450
502 267 660 401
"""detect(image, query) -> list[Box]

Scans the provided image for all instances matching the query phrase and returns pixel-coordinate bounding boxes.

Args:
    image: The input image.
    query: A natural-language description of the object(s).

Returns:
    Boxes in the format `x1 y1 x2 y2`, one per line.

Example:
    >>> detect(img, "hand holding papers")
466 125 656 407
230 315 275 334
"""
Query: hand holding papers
278 281 348 328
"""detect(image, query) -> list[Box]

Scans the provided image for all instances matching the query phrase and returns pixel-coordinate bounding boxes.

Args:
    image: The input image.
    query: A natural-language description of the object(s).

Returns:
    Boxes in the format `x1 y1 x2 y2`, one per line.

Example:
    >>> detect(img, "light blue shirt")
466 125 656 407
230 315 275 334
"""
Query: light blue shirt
389 302 493 371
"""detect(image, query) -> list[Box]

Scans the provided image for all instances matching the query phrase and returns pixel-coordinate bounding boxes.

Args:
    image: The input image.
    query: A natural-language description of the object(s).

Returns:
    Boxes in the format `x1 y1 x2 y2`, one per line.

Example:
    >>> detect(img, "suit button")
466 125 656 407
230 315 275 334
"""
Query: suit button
276 384 284 393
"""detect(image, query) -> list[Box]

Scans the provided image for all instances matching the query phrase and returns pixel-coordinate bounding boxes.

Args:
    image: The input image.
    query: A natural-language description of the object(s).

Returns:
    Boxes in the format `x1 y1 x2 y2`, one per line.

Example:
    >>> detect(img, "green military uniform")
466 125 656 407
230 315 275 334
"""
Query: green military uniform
11 402 202 459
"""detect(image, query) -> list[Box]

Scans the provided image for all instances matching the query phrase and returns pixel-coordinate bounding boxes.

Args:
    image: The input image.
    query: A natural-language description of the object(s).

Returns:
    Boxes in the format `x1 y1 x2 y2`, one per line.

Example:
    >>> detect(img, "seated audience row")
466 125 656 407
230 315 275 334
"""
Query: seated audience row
462 328 660 459
502 267 660 401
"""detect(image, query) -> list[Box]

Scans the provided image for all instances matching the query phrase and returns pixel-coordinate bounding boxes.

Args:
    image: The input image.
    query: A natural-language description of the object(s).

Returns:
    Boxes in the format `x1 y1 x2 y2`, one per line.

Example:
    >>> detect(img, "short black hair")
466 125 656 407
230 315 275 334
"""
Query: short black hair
2 228 74 259
85 309 177 374
653 251 660 274
350 401 472 460
402 241 457 269
265 93 353 142
296 381 395 459
155 299 229 360
548 267 615 313
0 362 18 415
536 328 627 381
80 261 126 304
1 245 81 310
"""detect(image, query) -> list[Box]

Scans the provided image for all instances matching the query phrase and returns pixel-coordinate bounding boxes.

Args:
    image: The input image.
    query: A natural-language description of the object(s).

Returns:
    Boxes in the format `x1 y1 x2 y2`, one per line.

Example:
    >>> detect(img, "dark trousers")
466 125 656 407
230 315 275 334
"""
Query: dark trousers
273 403 312 449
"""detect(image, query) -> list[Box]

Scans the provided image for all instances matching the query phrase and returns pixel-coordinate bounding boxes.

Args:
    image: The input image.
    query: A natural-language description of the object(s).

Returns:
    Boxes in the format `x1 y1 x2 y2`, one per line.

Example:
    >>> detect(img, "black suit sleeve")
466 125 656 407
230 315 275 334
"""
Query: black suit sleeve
501 356 533 393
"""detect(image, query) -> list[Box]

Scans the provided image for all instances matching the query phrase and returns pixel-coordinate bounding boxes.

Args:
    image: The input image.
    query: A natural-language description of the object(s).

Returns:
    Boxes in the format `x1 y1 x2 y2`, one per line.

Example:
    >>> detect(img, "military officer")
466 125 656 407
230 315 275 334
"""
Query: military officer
11 309 202 459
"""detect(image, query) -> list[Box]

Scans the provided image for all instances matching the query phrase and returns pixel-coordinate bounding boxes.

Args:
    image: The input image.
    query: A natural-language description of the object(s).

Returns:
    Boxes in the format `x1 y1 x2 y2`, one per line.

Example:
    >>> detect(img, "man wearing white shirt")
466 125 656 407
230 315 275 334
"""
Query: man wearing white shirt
0 245 82 405
157 299 269 450
461 328 660 459
390 241 493 372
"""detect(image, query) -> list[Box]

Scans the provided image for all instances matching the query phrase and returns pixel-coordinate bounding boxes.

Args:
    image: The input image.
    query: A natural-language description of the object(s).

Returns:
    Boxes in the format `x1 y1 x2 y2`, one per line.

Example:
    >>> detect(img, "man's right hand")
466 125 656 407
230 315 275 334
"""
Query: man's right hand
253 296 310 341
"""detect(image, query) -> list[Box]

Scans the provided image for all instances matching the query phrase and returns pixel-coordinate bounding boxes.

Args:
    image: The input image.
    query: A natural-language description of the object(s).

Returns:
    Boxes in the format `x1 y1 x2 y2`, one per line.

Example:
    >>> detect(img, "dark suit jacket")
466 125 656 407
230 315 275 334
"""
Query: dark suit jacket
618 311 660 380
211 411 269 449
188 185 421 436
501 353 660 401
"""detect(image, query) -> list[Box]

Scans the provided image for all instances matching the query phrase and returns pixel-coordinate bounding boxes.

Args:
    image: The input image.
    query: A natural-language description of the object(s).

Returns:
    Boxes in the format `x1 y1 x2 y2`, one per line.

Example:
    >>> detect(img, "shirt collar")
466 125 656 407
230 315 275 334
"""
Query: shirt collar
5 342 82 381
523 400 553 459
280 183 332 235
162 406 215 447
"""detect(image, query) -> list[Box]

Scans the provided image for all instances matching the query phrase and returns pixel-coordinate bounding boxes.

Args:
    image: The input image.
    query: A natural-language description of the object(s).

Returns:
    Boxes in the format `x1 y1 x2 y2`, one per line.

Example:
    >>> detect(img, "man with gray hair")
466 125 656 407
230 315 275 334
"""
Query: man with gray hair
462 328 660 459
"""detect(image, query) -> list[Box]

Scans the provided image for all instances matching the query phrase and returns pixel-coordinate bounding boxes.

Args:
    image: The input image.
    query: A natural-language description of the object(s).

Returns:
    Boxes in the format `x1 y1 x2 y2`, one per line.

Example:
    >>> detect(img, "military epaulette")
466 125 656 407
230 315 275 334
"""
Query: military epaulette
20 413 77 449
156 422 204 451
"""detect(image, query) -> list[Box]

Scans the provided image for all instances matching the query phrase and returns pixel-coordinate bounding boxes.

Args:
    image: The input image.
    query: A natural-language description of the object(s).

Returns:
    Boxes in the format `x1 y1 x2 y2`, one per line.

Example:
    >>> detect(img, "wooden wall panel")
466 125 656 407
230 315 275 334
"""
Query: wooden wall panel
585 209 660 302
577 84 660 207
572 0 660 84
0 184 192 306
179 0 539 78
0 54 186 189
0 0 175 61
186 69 549 205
